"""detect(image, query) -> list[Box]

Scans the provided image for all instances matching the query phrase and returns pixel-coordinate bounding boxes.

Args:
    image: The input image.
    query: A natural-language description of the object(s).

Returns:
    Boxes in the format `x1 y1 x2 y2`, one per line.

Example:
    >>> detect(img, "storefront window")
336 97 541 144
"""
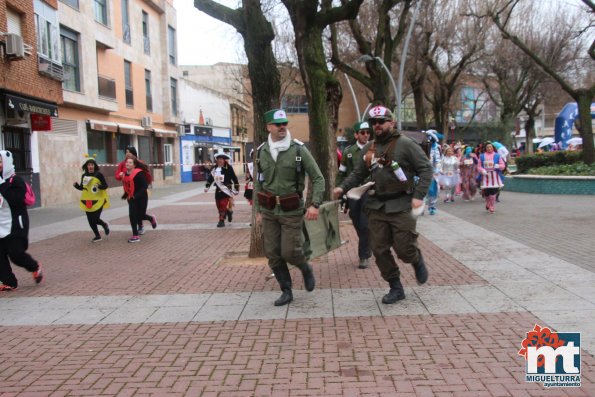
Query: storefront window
116 133 131 162
138 135 151 163
87 131 107 164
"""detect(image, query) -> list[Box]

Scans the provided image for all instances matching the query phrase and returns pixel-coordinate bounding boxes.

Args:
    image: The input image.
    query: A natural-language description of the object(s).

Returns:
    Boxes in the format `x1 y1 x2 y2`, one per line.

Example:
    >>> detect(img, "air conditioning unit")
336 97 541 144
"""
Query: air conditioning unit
141 116 153 128
205 117 212 126
6 33 25 58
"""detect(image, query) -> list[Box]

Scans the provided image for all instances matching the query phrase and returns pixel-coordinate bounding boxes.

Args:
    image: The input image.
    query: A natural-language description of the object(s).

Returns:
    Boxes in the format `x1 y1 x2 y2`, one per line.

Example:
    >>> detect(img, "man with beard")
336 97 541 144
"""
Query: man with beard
333 106 433 304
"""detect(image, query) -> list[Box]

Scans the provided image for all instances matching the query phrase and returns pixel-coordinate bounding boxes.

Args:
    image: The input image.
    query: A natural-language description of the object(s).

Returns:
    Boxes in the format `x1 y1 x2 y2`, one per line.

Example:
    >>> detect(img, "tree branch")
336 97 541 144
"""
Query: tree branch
491 12 577 96
317 0 364 28
194 0 245 33
581 0 595 13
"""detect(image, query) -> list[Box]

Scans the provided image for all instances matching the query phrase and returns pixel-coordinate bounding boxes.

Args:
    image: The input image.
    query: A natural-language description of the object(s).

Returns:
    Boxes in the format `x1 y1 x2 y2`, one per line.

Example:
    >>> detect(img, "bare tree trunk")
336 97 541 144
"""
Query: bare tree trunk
282 0 362 199
410 76 427 130
525 117 535 154
194 0 280 257
576 92 594 164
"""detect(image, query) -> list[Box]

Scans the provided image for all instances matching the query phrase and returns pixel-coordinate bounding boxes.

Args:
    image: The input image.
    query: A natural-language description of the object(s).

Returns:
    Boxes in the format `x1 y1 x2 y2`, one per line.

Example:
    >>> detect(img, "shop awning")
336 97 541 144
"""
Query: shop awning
87 119 118 133
118 123 145 135
5 93 58 117
153 128 177 138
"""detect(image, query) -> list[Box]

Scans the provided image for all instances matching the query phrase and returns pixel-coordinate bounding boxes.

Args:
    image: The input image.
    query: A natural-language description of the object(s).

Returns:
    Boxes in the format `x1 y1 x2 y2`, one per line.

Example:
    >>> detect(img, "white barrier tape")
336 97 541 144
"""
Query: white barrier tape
51 162 254 168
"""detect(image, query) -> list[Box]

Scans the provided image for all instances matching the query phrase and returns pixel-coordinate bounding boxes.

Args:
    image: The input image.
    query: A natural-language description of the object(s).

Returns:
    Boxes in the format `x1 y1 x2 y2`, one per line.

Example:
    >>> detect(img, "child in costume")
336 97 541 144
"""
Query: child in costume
204 152 239 227
0 150 43 291
459 146 478 201
73 155 110 242
424 131 442 215
477 142 505 214
439 146 460 203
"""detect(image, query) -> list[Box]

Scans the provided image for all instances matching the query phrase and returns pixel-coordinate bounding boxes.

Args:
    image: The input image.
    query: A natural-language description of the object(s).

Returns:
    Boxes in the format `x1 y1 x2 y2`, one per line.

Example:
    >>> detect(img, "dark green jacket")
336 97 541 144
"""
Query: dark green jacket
339 129 432 213
336 142 366 186
255 139 325 216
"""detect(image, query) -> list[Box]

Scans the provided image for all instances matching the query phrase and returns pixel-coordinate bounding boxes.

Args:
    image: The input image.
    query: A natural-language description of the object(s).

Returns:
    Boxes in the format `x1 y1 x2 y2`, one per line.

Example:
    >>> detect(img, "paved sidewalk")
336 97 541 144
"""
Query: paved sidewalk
0 185 593 396
437 191 595 272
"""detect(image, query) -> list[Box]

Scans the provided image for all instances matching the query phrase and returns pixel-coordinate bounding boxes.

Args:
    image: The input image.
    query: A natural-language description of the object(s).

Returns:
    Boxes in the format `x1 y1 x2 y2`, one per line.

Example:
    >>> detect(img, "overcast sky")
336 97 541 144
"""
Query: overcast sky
174 0 245 66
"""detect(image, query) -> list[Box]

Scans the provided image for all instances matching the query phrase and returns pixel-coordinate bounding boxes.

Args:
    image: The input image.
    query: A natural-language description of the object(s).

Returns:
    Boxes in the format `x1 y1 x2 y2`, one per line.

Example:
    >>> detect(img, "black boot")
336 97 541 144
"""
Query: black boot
412 253 428 285
296 263 315 292
273 265 293 306
227 211 233 222
382 278 405 304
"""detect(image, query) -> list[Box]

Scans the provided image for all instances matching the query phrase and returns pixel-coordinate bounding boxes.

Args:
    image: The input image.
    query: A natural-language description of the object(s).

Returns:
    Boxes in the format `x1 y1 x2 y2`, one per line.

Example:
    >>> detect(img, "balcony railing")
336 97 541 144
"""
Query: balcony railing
98 75 116 100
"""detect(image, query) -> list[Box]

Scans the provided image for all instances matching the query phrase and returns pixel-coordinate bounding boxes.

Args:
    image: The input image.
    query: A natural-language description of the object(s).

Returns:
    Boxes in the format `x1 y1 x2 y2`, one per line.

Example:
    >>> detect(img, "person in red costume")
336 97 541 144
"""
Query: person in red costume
122 157 157 242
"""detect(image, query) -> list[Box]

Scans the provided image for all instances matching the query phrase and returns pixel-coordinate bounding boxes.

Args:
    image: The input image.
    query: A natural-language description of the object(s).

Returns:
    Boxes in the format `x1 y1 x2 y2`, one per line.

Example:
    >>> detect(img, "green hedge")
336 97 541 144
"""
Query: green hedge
515 151 583 173
527 162 595 176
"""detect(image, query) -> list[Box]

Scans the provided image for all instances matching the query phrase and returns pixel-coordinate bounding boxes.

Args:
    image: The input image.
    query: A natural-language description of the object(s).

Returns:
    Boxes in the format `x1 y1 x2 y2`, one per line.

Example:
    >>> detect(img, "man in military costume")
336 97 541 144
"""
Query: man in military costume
255 109 325 306
337 121 372 269
333 106 433 304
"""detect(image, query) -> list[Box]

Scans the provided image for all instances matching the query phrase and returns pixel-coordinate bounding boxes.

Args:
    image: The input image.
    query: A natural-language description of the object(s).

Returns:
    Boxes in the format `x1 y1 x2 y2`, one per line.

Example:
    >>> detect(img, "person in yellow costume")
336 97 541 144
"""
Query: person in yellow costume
73 155 110 242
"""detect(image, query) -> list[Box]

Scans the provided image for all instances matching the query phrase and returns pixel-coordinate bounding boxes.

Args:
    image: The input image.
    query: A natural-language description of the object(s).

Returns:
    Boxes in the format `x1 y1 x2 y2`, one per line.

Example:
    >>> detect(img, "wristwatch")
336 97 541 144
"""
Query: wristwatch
312 202 321 209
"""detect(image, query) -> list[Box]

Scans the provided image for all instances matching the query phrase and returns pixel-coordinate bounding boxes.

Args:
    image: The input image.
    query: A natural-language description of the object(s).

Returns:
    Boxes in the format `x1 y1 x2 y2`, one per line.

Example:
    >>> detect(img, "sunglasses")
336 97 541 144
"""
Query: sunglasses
368 118 388 126
357 130 370 135
273 122 288 127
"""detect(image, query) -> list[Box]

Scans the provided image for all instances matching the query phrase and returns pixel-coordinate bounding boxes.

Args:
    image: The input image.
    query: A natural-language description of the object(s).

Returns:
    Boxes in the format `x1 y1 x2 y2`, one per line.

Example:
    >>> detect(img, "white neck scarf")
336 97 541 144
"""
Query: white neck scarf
268 130 292 162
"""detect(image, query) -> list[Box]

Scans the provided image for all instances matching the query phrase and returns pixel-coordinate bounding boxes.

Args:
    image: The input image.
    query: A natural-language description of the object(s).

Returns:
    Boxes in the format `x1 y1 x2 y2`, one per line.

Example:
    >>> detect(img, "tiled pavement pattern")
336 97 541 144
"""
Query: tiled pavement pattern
1 184 593 396
437 192 595 273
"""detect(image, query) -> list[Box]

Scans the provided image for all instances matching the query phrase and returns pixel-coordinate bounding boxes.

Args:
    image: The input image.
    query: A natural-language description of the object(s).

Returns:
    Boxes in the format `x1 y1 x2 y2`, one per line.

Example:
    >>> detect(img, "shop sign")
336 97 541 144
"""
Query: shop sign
30 114 52 131
5 94 59 117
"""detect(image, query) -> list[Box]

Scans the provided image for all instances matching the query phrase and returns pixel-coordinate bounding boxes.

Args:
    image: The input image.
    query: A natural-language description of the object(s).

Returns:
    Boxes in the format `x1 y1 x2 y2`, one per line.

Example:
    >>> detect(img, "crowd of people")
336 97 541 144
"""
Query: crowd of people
0 104 529 304
423 139 509 215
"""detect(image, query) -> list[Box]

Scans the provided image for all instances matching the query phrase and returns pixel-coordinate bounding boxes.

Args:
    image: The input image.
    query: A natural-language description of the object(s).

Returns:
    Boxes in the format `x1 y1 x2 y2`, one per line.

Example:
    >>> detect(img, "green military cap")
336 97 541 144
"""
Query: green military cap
353 121 370 132
264 109 289 124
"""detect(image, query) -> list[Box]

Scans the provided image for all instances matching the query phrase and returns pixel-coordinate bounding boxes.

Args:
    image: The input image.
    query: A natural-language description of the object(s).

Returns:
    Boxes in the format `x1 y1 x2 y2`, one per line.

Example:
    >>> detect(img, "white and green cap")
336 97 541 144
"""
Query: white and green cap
264 109 289 124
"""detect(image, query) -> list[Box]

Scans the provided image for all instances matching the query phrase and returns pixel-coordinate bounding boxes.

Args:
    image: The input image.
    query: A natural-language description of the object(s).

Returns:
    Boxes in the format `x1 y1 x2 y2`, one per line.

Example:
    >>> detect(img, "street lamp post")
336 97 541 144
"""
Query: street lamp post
359 0 421 131
343 73 361 121
359 54 399 124
397 0 422 132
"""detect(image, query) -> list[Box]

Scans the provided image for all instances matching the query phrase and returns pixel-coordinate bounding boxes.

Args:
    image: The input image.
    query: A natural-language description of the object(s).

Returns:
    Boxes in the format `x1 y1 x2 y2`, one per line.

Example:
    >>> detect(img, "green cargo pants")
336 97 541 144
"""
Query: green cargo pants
262 212 308 270
367 209 421 281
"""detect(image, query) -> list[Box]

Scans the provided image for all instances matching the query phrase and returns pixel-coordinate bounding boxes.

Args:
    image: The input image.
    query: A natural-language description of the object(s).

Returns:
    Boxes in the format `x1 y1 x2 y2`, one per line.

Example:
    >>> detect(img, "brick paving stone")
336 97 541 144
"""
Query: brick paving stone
1 312 593 396
12 212 483 299
2 184 593 396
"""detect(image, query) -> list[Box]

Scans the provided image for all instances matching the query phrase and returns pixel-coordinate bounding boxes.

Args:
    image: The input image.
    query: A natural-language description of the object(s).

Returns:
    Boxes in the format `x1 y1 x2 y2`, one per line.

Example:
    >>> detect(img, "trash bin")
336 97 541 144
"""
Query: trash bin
192 164 204 181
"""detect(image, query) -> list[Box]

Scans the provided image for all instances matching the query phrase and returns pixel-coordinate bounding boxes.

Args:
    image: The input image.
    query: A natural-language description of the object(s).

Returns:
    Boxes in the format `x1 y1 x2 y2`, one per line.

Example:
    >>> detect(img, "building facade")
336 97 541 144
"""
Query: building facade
51 0 180 206
180 63 252 166
1 0 181 207
0 0 63 207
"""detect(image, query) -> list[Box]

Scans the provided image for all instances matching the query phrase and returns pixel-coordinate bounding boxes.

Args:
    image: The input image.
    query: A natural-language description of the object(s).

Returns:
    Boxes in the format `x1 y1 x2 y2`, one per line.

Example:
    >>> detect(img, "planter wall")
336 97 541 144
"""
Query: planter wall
504 175 595 195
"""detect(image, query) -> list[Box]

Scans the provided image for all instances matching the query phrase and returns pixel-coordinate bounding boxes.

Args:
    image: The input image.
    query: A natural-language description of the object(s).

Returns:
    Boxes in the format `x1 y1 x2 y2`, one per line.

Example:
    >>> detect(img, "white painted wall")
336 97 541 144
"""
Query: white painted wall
179 79 230 128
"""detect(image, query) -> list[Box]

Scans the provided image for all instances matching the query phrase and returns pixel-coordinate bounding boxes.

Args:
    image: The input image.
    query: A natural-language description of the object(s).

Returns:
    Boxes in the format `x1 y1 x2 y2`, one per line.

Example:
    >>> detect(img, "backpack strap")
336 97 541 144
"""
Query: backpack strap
293 141 302 194
364 135 400 169
255 142 265 175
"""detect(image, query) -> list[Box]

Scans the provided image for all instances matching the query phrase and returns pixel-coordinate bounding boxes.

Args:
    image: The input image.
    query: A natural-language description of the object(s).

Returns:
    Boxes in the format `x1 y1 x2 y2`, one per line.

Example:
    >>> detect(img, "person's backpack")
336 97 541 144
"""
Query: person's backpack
9 176 36 206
